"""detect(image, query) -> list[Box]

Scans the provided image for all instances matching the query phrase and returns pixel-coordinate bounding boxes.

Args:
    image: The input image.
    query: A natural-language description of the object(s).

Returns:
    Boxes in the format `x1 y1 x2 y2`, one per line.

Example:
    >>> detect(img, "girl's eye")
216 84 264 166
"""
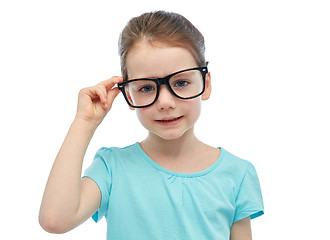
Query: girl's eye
174 80 189 87
140 85 155 92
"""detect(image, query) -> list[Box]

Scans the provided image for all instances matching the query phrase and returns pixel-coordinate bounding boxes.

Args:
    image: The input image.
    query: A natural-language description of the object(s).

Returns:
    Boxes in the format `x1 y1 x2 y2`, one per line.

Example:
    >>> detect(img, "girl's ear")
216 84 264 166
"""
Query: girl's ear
202 72 211 100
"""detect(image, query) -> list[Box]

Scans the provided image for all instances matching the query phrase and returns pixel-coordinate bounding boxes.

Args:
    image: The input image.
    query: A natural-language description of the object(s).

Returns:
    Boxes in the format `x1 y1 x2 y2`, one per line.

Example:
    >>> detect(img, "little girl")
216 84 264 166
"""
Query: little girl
39 11 264 239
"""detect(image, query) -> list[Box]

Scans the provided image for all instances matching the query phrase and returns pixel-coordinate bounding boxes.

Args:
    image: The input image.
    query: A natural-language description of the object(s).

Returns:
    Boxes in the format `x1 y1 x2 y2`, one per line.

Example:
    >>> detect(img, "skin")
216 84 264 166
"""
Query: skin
124 41 221 174
39 40 252 239
39 77 122 233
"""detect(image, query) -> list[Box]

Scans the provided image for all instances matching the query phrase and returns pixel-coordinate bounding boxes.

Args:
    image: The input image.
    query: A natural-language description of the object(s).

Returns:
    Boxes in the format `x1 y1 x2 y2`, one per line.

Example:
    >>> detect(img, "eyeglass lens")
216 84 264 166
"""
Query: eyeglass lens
124 69 204 107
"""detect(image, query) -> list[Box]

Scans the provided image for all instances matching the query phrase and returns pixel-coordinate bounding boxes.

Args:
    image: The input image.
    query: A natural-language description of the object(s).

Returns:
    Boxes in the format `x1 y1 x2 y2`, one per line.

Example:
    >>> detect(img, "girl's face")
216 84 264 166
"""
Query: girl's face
126 41 211 141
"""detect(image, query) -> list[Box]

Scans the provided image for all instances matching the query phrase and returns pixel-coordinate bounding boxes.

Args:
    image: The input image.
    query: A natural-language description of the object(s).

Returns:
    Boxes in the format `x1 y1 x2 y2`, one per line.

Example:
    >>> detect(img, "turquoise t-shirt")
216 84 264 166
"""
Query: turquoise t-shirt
83 143 264 239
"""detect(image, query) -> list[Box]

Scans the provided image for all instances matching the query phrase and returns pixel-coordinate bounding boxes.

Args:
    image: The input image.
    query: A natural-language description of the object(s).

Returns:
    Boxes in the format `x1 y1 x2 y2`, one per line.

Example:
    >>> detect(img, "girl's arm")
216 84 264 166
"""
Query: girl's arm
230 217 252 240
39 77 123 234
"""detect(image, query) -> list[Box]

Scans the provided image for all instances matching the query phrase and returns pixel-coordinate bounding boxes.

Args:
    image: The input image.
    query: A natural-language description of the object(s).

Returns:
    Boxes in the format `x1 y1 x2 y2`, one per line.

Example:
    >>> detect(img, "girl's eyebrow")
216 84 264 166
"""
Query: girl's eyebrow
174 71 194 77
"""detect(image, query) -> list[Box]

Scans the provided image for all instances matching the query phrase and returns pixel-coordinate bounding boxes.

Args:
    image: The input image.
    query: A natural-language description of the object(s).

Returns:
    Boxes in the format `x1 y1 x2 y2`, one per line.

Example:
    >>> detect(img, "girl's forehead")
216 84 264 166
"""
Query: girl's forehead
126 41 197 79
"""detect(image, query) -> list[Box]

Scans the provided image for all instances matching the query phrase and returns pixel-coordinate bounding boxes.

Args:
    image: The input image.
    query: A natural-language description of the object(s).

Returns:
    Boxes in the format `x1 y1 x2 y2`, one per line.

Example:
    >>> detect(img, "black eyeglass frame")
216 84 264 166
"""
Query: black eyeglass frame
118 66 209 108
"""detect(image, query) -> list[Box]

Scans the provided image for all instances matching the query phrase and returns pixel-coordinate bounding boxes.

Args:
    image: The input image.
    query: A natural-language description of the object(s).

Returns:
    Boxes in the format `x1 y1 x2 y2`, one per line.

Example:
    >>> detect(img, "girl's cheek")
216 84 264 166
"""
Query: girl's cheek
136 109 152 128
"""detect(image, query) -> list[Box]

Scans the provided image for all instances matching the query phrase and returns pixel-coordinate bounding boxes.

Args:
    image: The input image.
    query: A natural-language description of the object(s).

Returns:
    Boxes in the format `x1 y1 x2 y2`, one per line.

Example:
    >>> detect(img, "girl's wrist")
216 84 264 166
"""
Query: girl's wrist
72 116 99 134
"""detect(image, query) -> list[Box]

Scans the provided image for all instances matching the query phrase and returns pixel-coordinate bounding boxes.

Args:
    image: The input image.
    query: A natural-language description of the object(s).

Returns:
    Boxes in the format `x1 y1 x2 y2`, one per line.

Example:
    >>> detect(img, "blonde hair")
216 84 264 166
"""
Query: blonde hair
118 11 206 80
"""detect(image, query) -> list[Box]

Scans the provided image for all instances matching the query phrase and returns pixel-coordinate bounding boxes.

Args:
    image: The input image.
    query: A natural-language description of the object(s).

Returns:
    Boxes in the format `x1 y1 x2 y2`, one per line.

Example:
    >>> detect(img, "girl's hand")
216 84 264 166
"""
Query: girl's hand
75 76 123 126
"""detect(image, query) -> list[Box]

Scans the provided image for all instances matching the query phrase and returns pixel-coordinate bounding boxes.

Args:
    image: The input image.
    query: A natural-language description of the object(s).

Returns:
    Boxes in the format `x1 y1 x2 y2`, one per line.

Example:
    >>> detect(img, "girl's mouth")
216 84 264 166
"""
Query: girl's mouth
157 116 182 122
155 116 183 125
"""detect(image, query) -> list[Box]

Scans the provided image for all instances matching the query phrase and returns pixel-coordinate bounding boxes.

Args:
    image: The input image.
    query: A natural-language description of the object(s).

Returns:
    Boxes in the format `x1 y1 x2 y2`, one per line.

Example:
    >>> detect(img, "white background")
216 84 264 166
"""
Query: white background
1 0 329 239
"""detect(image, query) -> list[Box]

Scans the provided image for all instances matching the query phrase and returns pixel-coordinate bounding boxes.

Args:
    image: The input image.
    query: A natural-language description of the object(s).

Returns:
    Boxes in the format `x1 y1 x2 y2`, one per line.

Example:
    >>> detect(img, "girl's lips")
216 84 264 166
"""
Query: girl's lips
155 116 183 125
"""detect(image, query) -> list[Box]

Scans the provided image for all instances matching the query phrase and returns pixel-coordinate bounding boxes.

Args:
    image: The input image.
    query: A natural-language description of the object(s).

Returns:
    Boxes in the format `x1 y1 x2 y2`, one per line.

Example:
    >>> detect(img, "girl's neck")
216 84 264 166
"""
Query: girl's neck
139 128 220 174
140 128 202 158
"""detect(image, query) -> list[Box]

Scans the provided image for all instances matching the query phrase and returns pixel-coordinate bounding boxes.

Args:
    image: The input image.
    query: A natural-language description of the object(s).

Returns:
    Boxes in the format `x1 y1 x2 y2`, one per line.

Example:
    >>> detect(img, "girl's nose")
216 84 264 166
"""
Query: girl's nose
156 85 176 110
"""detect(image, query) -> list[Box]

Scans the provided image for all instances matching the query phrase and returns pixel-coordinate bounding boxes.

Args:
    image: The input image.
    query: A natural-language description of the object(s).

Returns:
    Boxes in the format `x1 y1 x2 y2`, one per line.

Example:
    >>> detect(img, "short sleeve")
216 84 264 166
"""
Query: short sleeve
233 162 264 222
82 148 112 222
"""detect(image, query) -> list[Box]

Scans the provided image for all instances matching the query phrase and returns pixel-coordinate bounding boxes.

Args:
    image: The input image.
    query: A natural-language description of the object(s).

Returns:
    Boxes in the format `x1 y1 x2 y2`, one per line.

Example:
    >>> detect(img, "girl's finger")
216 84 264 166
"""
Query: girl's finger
99 76 123 91
86 86 106 104
94 85 107 104
105 87 121 109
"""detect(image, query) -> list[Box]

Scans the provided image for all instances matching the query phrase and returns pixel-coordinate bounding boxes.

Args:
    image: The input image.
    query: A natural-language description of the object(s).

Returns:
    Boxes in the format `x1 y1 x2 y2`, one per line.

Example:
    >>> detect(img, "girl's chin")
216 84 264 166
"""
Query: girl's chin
148 127 194 142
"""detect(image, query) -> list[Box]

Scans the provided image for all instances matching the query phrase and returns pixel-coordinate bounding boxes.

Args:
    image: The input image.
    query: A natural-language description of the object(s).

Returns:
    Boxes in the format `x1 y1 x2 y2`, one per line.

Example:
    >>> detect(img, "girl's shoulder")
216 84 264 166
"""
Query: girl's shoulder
94 142 141 163
218 148 256 176
97 142 139 153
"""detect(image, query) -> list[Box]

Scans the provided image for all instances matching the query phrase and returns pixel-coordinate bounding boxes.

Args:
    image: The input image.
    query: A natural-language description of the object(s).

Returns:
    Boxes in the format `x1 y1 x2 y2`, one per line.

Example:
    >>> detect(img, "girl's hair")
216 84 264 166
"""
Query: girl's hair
118 10 206 80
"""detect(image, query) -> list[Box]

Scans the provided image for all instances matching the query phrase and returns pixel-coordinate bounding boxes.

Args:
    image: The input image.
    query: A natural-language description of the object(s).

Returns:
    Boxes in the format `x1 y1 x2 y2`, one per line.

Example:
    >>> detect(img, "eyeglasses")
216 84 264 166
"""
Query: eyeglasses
118 67 208 108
